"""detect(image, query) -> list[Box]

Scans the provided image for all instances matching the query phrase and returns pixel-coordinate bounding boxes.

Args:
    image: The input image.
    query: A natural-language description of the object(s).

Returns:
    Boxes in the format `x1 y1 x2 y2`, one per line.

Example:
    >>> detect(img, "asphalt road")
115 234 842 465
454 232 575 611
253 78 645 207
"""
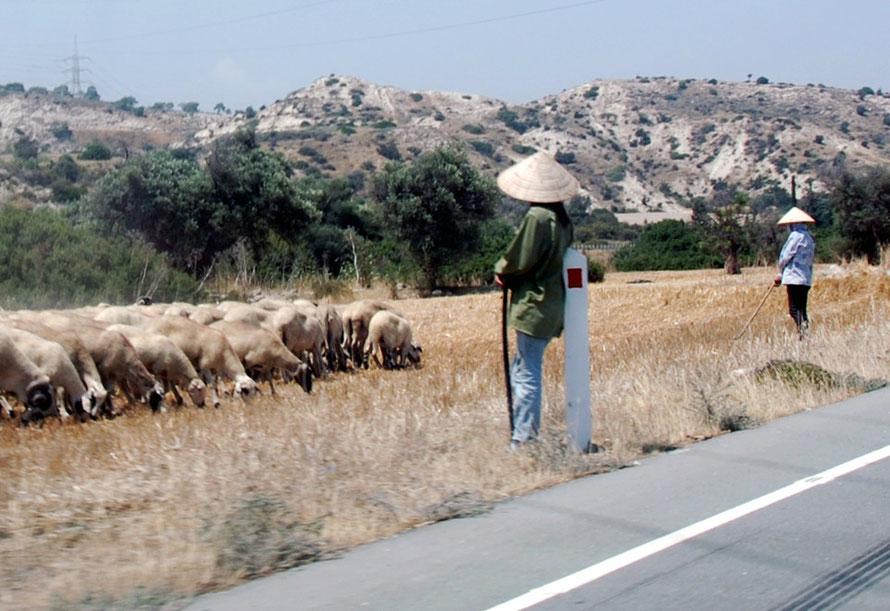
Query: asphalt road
188 387 890 611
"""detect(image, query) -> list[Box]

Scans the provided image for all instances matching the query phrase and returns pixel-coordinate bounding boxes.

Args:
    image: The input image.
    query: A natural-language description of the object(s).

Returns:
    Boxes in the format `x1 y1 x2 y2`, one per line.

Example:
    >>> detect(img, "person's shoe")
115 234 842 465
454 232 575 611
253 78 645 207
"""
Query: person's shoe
509 440 521 452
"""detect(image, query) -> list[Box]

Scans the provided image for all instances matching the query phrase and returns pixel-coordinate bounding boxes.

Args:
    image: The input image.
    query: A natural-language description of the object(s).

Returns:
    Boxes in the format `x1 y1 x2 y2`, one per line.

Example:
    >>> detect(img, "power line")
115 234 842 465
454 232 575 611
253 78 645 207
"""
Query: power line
78 0 610 54
79 0 339 45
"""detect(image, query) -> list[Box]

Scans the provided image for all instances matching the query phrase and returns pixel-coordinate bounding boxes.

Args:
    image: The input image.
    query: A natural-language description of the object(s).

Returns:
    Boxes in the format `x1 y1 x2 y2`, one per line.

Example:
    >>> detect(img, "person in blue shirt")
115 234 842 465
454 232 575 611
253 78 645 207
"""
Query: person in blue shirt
774 207 816 338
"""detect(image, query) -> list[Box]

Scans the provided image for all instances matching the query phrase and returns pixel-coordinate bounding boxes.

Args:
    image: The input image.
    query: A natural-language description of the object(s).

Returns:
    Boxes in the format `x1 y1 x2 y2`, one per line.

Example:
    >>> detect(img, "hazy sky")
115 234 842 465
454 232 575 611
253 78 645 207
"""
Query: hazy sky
2 0 888 112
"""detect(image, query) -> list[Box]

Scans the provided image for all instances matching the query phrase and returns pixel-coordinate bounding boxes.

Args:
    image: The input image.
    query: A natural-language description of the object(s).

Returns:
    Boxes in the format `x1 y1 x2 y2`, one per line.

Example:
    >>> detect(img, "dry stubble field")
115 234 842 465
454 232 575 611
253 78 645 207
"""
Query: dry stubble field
2 262 890 609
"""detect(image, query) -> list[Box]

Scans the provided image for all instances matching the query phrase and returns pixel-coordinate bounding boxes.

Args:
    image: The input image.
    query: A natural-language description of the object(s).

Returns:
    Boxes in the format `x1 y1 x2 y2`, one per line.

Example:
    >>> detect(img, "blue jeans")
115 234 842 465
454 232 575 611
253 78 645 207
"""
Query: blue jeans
511 331 551 443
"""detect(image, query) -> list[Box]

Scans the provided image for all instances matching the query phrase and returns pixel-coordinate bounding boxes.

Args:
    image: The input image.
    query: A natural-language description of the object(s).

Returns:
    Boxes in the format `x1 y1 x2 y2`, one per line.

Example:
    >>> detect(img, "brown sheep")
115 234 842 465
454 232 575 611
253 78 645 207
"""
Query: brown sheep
342 300 401 368
26 312 165 416
365 310 422 370
264 306 326 379
143 315 260 408
209 320 312 394
106 324 207 408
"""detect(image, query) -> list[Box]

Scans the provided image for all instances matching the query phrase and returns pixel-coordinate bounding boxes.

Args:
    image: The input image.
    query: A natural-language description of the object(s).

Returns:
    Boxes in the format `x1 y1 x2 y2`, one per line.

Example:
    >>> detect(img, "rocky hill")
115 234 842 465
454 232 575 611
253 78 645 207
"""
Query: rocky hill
2 75 889 221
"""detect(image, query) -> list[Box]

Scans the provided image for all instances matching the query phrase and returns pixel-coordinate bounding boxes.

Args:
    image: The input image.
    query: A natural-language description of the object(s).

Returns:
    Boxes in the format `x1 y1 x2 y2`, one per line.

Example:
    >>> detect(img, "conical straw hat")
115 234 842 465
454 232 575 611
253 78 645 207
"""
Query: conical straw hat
497 152 580 203
777 206 815 225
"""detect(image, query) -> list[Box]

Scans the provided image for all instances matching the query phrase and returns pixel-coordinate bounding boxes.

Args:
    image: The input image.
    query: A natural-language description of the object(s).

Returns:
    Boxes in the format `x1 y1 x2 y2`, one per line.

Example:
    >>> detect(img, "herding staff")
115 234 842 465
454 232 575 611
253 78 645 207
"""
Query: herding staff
733 284 775 341
501 284 514 434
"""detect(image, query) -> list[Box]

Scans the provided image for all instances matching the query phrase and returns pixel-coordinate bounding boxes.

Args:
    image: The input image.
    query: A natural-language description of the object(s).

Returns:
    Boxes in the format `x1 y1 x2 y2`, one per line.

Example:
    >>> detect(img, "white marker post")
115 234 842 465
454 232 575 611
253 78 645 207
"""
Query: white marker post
563 248 592 453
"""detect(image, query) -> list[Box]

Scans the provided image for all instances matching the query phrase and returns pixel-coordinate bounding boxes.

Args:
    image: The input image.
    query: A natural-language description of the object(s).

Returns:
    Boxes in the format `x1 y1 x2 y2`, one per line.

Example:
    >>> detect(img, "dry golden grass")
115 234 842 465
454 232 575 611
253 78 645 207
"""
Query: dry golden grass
2 263 890 609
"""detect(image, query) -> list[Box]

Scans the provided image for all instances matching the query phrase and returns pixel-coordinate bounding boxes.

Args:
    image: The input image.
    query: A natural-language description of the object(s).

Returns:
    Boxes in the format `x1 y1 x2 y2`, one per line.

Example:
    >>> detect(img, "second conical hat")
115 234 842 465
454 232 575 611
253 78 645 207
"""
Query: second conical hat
777 206 815 225
497 152 580 203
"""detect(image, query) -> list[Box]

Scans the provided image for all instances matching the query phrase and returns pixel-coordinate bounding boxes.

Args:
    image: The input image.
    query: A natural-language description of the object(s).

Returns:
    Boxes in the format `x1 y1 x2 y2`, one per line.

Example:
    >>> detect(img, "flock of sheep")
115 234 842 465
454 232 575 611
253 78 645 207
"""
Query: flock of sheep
0 298 422 425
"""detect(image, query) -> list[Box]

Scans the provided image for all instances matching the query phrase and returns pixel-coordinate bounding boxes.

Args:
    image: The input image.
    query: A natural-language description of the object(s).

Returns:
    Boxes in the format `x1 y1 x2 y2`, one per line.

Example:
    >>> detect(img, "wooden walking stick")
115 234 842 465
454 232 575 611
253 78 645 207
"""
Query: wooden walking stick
501 284 514 434
734 284 776 341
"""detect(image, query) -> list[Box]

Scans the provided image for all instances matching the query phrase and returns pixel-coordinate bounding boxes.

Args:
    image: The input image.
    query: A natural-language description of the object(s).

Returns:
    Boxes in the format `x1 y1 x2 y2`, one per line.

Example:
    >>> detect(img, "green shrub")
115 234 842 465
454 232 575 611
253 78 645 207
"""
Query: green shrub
373 119 396 129
12 136 39 160
79 140 112 160
555 151 576 164
50 179 86 202
497 108 539 134
376 141 401 160
469 140 495 157
511 144 536 155
462 123 486 135
583 86 599 99
50 121 73 141
0 207 198 308
612 220 721 271
606 165 626 183
410 93 423 102
587 258 605 283
52 155 80 182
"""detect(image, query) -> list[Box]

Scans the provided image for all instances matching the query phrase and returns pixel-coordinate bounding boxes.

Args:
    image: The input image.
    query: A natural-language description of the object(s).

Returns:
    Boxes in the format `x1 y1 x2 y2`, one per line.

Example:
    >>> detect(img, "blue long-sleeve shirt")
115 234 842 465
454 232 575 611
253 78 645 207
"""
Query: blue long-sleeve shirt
778 224 814 286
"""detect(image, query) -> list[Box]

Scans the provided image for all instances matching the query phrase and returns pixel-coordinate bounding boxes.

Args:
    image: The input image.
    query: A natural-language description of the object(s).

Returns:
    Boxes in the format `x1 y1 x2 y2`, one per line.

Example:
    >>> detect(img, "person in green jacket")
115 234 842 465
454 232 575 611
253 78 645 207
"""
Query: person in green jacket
494 152 578 449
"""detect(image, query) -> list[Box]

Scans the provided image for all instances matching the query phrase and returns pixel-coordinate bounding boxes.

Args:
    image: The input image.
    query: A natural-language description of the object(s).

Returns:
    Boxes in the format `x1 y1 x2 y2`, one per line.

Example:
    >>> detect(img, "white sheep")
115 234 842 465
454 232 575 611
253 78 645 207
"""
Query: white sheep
0 314 108 414
188 305 225 326
144 315 260 408
0 326 57 424
209 320 312 394
365 310 422 370
3 326 94 420
264 306 326 379
342 300 401 368
30 312 165 416
106 324 207 408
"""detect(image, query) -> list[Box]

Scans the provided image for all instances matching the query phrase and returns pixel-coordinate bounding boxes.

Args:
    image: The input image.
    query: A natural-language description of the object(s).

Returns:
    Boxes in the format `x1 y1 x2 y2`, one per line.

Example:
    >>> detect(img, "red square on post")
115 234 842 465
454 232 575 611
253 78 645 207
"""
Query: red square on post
567 268 583 289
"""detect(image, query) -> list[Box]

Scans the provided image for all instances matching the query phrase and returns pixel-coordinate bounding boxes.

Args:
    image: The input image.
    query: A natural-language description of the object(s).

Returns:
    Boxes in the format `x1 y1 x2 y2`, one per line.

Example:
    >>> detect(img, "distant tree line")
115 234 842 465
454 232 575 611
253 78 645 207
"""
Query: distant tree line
612 167 890 272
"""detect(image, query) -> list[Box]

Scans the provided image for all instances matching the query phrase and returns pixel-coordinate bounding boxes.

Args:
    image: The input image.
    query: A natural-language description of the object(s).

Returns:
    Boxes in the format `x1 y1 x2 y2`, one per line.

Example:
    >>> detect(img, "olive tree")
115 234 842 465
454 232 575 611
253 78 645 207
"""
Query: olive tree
831 167 890 264
371 144 499 289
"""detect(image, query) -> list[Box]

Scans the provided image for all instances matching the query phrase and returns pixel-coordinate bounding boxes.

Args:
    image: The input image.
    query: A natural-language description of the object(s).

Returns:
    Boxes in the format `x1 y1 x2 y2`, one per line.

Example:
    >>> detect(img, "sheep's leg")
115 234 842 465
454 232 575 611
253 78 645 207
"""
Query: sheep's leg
0 395 16 420
202 370 221 408
121 385 138 407
167 379 185 407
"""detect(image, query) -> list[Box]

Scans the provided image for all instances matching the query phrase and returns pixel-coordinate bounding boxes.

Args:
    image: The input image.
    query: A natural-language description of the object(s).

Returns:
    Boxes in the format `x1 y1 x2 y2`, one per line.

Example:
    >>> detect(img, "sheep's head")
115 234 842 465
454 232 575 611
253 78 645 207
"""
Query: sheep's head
147 382 166 412
187 378 206 408
288 362 312 394
21 380 56 425
405 341 423 367
233 375 260 400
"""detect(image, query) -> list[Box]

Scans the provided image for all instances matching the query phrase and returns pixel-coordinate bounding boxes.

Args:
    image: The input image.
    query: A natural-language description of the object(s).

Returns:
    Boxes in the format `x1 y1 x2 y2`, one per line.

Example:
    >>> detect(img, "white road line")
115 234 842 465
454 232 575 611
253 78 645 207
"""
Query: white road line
486 444 890 611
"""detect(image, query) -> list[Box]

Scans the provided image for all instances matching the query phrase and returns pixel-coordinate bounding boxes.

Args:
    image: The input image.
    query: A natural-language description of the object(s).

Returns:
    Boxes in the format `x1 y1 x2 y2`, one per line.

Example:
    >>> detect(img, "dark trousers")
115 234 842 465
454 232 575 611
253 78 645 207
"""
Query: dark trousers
786 284 810 330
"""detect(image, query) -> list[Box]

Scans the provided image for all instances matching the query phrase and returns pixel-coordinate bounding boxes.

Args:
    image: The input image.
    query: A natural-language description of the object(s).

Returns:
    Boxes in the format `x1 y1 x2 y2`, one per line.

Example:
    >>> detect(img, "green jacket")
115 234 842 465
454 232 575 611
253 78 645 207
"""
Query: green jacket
494 204 573 339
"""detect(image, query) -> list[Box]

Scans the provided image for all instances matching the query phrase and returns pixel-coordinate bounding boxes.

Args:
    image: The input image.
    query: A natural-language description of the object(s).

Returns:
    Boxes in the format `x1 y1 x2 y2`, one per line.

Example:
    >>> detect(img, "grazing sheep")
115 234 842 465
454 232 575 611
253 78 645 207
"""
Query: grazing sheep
264 306 326 379
188 305 225 326
3 326 93 419
365 310 422 370
28 313 165 416
209 320 312 394
0 315 108 414
144 315 260 408
106 324 207 408
222 304 271 326
319 304 348 373
0 327 57 424
254 298 293 311
94 305 155 327
342 300 401 368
